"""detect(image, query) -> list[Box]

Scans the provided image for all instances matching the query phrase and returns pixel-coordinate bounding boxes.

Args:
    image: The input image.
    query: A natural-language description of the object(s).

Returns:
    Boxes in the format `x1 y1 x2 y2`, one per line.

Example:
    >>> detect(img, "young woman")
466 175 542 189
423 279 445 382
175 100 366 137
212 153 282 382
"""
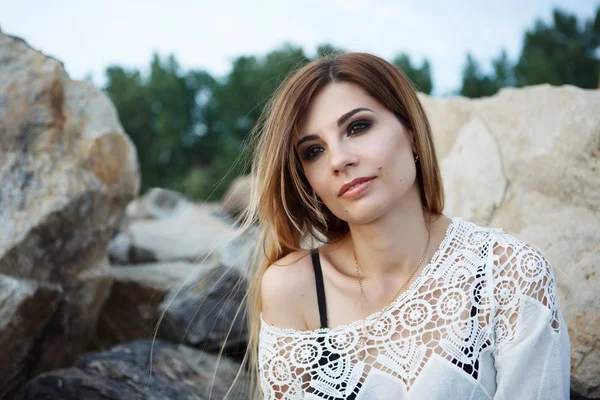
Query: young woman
238 52 570 399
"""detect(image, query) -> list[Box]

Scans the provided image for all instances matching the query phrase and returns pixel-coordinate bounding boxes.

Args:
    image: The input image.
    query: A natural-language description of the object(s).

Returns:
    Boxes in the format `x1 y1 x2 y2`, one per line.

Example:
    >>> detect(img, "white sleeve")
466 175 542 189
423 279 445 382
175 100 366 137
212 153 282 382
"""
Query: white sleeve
489 233 570 400
258 317 306 399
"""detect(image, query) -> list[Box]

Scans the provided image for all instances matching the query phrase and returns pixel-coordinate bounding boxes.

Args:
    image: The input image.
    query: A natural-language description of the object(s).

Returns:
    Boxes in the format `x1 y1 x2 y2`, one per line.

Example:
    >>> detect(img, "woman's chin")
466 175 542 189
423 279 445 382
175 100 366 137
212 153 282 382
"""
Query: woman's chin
333 200 388 225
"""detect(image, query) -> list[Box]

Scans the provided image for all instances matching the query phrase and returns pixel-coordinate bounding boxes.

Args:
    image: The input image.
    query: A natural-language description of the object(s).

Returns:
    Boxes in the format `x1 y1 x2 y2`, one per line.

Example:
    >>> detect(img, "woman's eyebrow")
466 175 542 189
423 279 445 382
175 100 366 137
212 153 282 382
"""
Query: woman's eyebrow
336 107 373 127
295 107 374 148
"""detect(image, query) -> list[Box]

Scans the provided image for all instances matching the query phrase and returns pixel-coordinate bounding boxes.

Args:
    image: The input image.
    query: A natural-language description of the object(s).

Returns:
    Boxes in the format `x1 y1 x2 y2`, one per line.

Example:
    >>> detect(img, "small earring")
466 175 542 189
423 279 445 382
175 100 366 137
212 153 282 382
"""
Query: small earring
414 154 419 163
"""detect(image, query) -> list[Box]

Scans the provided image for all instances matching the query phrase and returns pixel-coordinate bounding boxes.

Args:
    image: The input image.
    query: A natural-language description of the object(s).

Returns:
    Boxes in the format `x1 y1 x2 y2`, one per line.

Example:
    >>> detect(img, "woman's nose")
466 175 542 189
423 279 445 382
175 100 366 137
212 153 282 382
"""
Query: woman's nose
330 143 359 174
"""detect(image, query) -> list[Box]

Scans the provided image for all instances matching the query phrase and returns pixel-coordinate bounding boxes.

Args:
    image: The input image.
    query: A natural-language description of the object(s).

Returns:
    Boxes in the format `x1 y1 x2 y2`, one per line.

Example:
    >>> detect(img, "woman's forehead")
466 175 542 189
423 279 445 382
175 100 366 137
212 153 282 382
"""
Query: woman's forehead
297 83 379 137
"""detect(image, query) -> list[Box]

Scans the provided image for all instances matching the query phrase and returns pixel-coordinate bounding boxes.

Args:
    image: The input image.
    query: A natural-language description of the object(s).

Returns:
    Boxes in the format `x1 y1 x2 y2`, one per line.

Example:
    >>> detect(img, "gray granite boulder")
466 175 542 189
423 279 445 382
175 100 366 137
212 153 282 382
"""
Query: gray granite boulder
0 30 139 397
15 339 249 400
91 260 210 350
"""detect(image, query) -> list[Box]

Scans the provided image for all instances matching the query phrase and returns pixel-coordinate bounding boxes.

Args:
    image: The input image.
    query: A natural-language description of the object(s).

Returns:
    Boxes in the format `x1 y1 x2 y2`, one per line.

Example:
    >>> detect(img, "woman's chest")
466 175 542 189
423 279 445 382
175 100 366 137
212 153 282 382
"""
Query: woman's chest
303 268 496 398
305 350 497 399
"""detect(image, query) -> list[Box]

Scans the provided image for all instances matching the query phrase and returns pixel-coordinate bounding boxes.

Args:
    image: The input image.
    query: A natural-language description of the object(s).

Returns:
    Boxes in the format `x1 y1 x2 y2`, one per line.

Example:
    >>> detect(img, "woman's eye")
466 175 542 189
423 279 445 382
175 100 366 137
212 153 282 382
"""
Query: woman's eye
302 146 323 161
348 120 371 136
301 120 371 161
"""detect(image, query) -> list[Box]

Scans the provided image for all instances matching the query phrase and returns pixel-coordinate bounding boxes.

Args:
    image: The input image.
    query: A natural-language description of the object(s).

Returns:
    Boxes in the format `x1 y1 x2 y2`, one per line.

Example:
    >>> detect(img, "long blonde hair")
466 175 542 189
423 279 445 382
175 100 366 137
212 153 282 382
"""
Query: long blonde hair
226 51 444 399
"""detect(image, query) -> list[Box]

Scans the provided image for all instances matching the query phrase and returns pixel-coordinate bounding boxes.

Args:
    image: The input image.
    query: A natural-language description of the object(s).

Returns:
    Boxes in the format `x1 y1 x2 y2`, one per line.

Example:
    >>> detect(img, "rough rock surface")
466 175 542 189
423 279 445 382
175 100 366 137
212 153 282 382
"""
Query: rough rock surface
110 196 234 264
0 30 139 397
15 339 249 400
90 261 202 350
159 265 249 358
420 85 600 398
0 276 62 397
101 220 256 355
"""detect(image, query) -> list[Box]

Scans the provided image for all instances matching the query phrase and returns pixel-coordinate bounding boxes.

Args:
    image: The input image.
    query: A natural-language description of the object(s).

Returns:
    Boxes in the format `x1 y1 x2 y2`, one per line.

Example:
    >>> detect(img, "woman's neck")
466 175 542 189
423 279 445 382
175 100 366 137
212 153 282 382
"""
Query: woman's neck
339 199 449 282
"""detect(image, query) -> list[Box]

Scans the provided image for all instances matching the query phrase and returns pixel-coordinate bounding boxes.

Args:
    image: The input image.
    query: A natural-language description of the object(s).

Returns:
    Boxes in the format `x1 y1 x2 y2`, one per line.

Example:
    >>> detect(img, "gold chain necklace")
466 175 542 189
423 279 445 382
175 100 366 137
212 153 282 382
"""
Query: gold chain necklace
354 211 433 350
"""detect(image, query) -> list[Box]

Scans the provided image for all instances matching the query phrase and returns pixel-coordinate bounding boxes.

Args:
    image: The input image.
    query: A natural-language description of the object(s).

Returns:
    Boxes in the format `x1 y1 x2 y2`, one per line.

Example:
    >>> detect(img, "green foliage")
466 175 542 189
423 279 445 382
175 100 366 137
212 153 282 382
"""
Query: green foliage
103 45 310 200
101 6 599 201
392 53 434 94
459 6 599 97
181 139 244 201
182 167 209 199
211 43 309 143
317 44 346 58
459 51 514 98
104 66 154 189
491 50 515 88
104 55 198 194
514 8 600 88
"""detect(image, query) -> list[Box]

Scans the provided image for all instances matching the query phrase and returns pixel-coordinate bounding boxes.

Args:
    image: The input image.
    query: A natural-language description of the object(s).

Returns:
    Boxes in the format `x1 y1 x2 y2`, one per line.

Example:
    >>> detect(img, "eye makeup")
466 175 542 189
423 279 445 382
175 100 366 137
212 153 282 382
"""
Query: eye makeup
300 118 373 161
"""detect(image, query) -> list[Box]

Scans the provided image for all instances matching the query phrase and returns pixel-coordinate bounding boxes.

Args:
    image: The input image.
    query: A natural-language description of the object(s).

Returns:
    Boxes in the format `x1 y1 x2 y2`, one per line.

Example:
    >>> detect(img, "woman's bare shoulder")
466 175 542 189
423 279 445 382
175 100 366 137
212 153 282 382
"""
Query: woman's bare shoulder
260 249 317 330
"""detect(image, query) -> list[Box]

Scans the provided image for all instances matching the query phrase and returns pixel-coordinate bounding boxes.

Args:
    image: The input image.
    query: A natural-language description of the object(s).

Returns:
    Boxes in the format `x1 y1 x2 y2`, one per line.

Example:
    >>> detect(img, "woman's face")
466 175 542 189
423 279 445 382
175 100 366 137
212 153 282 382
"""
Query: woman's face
295 81 419 224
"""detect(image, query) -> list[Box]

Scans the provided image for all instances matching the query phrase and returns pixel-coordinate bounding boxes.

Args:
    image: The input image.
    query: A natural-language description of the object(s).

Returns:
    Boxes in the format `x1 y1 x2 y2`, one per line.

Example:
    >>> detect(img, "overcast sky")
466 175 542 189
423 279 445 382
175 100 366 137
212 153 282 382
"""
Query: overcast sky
1 0 598 95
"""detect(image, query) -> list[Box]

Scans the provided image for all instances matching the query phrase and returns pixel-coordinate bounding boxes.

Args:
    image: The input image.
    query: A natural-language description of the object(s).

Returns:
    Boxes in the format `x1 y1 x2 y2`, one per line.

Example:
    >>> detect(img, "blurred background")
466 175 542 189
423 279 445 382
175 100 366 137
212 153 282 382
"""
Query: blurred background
1 2 600 399
2 0 599 202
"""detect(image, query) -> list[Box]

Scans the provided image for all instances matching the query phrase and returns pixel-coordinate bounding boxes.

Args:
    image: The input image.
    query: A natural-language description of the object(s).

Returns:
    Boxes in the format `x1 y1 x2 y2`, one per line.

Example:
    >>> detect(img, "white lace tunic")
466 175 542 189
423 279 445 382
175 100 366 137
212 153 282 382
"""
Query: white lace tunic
258 216 570 399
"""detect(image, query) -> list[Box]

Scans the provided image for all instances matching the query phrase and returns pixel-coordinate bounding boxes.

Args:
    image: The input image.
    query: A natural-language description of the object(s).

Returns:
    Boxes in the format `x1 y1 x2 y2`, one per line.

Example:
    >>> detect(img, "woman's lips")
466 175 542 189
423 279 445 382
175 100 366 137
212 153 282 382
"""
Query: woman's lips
340 177 375 199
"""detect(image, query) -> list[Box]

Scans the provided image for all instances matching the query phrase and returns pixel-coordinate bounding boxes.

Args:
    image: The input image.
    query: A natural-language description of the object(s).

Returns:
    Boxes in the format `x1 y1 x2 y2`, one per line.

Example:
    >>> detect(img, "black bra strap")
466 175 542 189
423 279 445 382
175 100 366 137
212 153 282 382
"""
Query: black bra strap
311 248 328 328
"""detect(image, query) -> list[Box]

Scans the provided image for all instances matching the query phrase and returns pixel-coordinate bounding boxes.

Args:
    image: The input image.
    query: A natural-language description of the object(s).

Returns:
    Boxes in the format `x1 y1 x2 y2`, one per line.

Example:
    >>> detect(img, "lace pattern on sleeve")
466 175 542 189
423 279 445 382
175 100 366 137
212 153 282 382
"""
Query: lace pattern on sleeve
490 232 562 351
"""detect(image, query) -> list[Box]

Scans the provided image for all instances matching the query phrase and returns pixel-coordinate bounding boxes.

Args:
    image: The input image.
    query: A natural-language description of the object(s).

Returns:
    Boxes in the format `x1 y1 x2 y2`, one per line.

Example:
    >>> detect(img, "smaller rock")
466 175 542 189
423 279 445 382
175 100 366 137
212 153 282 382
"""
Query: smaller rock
91 261 206 350
108 232 158 265
107 232 132 264
221 176 252 220
15 339 249 400
159 265 248 359
109 201 235 264
220 225 258 277
0 275 62 397
139 188 189 220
